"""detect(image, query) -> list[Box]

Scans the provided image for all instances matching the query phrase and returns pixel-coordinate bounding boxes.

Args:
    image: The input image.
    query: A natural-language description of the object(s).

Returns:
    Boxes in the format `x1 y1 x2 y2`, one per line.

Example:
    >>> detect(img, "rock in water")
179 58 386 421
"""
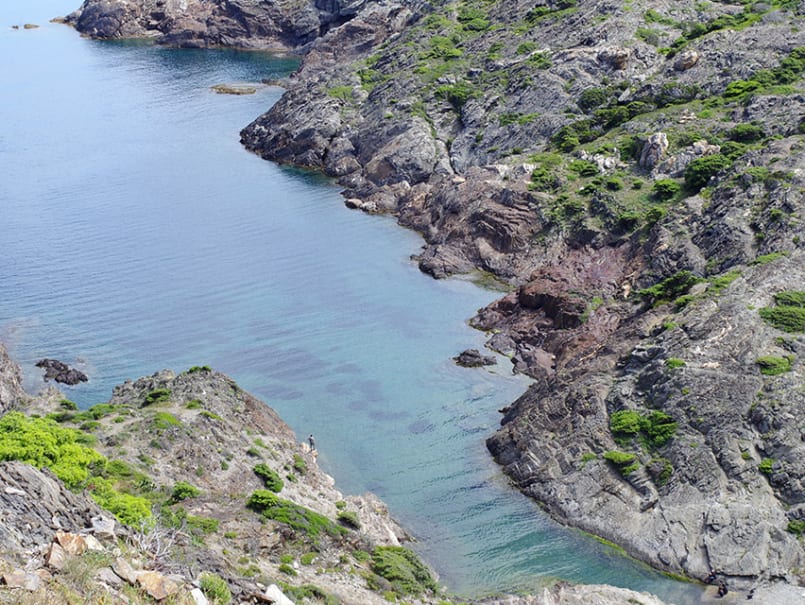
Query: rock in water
454 349 497 368
35 358 88 385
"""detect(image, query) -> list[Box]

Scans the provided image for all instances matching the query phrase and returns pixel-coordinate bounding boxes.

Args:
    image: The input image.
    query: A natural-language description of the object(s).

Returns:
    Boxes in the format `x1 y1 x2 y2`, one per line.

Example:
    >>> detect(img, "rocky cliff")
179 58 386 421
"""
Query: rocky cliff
65 0 370 50
46 0 805 600
0 344 26 415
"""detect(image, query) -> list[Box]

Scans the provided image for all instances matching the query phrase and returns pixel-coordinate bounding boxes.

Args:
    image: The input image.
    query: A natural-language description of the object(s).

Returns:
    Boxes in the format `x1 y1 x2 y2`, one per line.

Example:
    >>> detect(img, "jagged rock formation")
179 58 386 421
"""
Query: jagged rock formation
65 0 370 49
0 344 25 415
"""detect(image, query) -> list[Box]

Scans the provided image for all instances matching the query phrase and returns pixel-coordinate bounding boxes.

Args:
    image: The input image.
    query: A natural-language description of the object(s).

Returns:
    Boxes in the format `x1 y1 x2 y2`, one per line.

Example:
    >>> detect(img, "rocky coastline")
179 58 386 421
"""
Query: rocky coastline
0 343 689 605
40 0 805 600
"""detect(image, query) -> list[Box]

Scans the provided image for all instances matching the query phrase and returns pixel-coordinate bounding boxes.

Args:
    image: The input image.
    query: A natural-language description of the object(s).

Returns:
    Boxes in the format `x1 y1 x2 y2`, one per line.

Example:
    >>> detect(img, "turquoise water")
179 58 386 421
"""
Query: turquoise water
0 3 703 602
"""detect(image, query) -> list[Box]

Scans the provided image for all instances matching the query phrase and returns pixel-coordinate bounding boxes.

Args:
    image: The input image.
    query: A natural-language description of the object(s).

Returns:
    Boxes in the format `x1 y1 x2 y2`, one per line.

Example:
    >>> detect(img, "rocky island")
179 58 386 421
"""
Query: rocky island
9 0 805 601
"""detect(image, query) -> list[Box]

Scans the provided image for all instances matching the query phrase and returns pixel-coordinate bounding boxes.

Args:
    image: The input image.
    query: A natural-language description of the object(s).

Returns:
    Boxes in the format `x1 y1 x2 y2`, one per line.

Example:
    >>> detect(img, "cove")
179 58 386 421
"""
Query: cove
0 3 703 602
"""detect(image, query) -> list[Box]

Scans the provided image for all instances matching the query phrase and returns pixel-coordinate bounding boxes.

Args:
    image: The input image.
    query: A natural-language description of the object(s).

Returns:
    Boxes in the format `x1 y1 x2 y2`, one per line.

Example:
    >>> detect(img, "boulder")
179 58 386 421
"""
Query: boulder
454 349 497 368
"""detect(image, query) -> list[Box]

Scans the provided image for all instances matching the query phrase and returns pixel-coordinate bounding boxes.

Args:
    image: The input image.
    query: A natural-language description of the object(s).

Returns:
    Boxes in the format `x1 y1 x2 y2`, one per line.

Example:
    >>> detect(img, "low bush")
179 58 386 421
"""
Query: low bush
247 490 346 539
371 546 438 595
253 463 284 492
200 572 231 605
684 154 732 192
337 510 361 529
756 356 794 376
170 481 201 503
639 271 701 306
143 388 171 406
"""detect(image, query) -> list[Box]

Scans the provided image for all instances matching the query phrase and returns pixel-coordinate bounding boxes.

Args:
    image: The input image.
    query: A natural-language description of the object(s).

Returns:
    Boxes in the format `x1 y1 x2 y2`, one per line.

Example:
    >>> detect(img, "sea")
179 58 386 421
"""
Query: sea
0 2 703 602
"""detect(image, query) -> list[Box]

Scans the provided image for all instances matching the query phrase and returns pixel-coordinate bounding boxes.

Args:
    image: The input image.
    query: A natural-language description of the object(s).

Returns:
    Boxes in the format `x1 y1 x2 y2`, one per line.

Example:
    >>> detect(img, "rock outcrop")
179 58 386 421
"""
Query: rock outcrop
35 359 88 385
0 344 25 414
65 0 371 50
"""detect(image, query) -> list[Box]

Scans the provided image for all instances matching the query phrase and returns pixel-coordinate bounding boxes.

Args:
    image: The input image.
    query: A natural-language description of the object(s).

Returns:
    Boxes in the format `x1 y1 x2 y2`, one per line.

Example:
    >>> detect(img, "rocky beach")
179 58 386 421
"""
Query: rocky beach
2 0 804 602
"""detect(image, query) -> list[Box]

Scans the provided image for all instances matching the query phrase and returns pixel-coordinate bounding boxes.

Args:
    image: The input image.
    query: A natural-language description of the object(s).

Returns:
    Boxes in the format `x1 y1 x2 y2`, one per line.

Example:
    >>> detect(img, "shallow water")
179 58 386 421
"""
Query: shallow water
0 3 704 602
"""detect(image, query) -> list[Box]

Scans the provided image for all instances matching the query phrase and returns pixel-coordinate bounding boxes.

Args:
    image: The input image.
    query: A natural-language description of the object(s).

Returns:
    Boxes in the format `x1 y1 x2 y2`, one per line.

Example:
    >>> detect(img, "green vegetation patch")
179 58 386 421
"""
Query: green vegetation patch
0 412 104 489
756 355 794 376
200 572 232 605
170 480 201 503
337 510 361 529
610 409 678 448
253 463 284 492
247 490 346 539
603 450 640 475
371 546 438 596
759 291 805 333
152 411 181 430
144 388 171 406
787 519 805 536
639 271 702 306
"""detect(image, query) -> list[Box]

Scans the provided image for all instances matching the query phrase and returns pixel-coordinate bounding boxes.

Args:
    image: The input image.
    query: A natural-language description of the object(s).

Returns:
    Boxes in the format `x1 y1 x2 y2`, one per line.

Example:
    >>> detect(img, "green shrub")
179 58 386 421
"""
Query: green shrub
186 400 202 409
186 365 211 373
643 411 677 448
759 292 805 332
187 515 219 534
787 519 805 536
253 463 284 492
337 510 361 529
684 154 732 192
300 552 317 565
435 81 475 110
0 412 105 489
728 123 765 143
371 546 437 595
143 389 171 406
327 86 353 102
247 491 346 539
610 410 642 437
199 410 223 421
199 572 231 605
775 291 805 308
759 458 775 475
756 356 794 376
639 271 701 305
652 178 681 201
293 453 308 475
603 451 639 475
528 52 552 69
568 159 599 176
152 412 180 430
60 399 78 411
279 563 297 576
89 478 151 526
665 358 686 369
170 481 201 503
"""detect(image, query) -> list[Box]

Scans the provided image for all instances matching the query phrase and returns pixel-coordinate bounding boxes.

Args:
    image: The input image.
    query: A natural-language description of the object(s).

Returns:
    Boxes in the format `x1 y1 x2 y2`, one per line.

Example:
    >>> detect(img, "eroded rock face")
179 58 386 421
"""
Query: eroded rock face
0 344 25 414
66 0 368 49
0 461 109 559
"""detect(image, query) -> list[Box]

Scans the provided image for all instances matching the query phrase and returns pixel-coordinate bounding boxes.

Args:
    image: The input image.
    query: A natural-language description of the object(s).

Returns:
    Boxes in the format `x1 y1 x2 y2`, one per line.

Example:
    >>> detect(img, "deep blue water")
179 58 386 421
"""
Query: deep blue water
0 3 703 602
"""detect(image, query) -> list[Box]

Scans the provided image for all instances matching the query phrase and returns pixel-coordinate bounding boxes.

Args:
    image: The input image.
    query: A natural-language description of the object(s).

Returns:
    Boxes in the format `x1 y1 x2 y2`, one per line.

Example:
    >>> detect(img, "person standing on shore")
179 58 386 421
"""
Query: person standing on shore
308 434 316 452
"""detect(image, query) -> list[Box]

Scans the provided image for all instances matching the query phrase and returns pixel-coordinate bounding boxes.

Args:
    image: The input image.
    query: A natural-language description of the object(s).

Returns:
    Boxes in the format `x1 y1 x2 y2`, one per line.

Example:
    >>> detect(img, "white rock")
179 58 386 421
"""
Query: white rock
265 583 295 605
